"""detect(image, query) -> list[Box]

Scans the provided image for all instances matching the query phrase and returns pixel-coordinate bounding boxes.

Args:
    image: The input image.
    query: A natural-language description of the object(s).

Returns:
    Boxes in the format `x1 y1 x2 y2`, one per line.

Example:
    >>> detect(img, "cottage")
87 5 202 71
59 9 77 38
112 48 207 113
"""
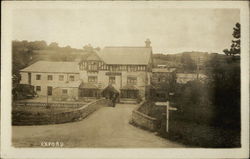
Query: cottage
19 61 80 98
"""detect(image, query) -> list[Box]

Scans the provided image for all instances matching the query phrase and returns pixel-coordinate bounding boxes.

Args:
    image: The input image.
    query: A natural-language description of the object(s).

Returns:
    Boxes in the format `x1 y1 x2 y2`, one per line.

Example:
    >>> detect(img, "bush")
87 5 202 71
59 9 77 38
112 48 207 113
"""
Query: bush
173 80 215 126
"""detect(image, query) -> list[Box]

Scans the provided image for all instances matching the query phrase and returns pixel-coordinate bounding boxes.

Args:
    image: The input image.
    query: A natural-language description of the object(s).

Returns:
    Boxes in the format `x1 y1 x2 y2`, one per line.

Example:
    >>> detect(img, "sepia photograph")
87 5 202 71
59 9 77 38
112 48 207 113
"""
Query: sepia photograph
1 1 249 159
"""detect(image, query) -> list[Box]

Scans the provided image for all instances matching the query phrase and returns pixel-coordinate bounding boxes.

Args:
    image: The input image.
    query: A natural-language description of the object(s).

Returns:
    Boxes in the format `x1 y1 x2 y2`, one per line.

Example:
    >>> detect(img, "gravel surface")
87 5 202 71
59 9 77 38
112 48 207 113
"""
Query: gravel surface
12 104 185 148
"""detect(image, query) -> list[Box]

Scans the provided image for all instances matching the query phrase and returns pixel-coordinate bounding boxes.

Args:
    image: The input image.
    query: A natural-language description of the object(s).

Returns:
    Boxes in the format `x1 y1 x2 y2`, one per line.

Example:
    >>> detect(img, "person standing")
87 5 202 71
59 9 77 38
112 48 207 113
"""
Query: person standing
112 93 117 107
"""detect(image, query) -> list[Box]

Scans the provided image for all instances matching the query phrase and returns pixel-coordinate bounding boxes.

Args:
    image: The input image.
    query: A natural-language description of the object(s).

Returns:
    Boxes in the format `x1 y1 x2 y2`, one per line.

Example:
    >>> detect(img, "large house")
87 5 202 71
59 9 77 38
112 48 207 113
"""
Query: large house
19 39 153 101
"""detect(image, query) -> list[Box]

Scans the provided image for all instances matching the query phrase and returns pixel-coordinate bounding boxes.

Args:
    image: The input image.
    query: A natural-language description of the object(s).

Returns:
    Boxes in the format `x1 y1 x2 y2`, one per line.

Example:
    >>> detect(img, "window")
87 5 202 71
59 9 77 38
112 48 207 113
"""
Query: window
48 75 53 80
36 74 41 80
162 77 166 82
128 65 137 72
47 86 53 95
138 65 145 71
88 76 97 83
109 76 115 84
62 89 68 94
36 86 41 91
69 75 75 81
88 61 98 70
127 77 137 85
59 75 64 81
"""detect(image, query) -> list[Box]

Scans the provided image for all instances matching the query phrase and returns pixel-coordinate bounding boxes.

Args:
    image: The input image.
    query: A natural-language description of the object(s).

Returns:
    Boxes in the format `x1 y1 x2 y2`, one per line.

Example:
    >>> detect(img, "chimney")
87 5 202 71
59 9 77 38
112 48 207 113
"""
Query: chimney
145 39 151 47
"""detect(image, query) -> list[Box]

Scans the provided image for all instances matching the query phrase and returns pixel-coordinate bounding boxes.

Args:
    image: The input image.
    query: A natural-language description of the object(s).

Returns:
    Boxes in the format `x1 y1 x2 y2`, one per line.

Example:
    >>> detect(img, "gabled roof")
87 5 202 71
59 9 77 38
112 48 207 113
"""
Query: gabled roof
20 61 79 73
102 84 119 93
98 47 152 65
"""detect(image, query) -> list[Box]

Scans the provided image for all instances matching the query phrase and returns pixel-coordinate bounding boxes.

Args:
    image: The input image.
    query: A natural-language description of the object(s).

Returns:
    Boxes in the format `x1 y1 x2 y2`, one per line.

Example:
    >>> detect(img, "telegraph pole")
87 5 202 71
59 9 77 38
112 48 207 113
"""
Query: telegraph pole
196 57 200 80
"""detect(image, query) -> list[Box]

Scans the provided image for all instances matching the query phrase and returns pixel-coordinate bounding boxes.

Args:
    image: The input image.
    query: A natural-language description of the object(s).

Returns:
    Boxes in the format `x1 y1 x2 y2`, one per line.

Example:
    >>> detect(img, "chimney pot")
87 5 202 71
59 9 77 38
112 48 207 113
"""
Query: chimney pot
145 39 151 47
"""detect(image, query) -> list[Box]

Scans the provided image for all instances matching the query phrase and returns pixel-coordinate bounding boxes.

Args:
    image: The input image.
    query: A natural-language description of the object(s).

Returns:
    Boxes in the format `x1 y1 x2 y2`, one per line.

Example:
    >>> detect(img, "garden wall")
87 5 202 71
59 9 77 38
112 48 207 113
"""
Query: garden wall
131 102 158 131
14 101 87 108
12 98 111 125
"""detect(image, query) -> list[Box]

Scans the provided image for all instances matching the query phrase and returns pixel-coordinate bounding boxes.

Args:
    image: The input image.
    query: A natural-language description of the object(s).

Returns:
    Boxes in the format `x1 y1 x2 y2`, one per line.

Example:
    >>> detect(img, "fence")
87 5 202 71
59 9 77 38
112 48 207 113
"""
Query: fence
12 98 111 125
13 101 89 108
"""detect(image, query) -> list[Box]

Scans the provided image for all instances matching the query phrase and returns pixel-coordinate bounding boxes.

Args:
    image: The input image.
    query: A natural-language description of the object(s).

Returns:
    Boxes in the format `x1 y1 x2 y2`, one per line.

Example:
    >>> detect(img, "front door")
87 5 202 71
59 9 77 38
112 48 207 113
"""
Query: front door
128 90 138 99
47 86 53 96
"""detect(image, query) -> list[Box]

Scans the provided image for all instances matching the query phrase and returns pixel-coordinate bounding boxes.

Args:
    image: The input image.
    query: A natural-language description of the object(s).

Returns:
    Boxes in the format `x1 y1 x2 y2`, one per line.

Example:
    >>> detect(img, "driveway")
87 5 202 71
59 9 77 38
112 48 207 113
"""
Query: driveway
12 104 185 148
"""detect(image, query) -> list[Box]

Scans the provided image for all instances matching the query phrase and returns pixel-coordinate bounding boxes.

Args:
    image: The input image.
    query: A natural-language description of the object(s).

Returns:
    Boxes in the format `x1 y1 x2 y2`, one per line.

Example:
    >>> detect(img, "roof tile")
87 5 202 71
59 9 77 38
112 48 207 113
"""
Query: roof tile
20 61 79 73
98 47 152 65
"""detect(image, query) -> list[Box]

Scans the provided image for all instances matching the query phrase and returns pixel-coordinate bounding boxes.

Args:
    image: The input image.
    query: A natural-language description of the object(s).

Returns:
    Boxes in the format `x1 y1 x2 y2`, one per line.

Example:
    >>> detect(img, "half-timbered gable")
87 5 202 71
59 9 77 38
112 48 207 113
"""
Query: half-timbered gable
19 39 154 101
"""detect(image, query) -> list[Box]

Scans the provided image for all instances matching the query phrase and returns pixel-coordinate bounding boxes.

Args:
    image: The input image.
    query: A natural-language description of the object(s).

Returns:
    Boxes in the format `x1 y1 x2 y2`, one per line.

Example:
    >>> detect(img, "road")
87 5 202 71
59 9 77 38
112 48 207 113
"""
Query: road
12 104 185 148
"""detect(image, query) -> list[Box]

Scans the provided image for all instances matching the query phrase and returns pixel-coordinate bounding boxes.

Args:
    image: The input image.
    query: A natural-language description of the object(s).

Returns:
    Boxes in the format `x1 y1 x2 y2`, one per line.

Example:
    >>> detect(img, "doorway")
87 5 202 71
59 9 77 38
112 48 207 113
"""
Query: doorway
28 73 31 85
47 86 53 96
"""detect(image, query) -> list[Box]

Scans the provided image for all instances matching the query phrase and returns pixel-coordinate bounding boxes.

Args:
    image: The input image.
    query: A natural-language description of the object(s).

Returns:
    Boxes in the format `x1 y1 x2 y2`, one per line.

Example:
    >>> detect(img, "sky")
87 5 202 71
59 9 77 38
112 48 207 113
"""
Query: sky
12 7 240 54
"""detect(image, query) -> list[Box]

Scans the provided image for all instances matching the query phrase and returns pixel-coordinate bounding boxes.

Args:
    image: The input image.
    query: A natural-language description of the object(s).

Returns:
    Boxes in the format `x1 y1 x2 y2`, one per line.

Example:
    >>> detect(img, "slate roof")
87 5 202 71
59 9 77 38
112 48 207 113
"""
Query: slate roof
20 61 79 73
102 84 119 93
98 47 152 65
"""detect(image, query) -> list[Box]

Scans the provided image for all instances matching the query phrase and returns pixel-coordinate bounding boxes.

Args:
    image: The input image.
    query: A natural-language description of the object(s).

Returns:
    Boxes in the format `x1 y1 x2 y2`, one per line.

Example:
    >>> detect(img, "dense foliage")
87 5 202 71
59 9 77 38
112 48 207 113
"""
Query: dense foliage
174 55 240 129
12 40 99 87
223 23 240 56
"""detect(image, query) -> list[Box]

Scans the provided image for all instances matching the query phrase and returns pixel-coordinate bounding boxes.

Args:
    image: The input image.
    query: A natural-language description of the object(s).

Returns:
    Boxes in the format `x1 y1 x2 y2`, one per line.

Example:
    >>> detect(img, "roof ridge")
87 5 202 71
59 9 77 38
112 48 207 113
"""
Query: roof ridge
37 60 78 63
104 46 148 48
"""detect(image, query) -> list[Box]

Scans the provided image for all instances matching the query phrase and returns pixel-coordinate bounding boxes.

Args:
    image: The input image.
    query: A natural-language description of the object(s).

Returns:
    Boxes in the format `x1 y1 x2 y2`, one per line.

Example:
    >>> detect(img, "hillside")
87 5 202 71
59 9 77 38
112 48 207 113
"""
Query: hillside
152 52 228 72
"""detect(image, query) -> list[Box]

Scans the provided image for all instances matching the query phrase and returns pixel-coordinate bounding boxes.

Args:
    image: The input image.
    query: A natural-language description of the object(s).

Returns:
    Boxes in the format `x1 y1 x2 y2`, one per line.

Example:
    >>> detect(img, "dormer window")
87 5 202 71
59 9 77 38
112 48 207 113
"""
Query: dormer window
69 75 75 81
48 75 53 80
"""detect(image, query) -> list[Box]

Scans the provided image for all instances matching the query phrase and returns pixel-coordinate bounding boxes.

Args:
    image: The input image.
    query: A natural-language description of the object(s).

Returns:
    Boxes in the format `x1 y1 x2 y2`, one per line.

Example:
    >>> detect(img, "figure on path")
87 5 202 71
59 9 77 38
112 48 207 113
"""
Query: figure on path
112 93 118 107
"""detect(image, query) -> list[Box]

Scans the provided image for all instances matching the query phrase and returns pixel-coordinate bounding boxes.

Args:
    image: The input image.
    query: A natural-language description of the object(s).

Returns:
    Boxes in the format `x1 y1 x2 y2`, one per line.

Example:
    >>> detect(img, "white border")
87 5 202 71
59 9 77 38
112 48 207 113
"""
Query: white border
1 1 249 159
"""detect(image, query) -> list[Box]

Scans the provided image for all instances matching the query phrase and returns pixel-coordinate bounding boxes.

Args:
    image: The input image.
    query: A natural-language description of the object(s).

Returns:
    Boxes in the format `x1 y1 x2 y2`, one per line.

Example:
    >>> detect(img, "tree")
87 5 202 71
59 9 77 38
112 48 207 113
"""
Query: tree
83 44 94 53
181 53 196 71
95 47 101 51
223 23 240 56
48 42 59 49
27 41 47 50
83 44 101 53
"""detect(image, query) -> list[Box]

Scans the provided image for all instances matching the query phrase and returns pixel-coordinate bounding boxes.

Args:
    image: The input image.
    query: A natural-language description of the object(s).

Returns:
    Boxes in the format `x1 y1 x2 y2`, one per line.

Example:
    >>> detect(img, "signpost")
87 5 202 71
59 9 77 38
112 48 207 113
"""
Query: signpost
155 101 177 132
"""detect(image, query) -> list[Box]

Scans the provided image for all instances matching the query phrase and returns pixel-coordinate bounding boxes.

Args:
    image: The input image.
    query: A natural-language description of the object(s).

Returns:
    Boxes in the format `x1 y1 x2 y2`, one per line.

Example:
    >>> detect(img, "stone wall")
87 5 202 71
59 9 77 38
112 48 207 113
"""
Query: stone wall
131 102 158 131
12 99 110 125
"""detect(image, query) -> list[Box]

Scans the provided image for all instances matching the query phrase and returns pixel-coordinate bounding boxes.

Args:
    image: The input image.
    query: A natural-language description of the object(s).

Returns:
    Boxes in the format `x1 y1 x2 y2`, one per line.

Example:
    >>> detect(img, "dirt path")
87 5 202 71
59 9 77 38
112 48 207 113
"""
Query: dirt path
12 104 185 148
